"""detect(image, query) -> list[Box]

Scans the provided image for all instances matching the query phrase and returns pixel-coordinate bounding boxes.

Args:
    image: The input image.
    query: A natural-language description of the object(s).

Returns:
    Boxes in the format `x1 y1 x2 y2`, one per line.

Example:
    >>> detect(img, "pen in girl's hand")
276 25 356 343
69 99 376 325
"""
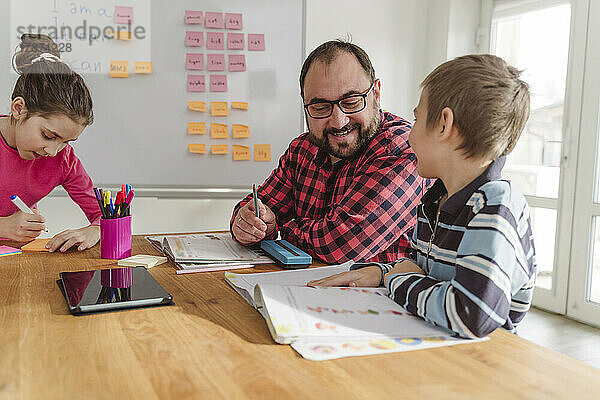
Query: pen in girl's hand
10 194 48 232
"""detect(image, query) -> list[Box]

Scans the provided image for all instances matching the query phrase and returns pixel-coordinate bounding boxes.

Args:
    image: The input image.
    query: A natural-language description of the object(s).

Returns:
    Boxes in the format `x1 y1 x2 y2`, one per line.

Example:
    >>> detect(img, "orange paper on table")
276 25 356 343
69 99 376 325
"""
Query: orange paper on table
254 144 271 161
231 102 248 110
133 61 152 74
188 144 207 154
232 145 251 160
114 30 132 40
210 123 228 138
188 122 206 134
210 102 229 116
109 60 129 77
232 124 250 138
21 238 50 252
211 144 229 154
188 101 207 112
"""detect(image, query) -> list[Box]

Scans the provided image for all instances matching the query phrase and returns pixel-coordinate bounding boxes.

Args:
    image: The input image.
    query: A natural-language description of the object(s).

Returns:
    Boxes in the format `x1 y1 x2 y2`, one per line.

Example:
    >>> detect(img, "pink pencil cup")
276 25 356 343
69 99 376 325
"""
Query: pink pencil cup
100 216 132 259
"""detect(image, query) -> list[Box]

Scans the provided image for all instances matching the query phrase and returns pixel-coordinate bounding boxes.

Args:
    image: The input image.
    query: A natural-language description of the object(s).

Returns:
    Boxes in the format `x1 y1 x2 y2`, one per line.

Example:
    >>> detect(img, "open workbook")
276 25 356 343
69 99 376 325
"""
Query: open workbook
225 264 488 361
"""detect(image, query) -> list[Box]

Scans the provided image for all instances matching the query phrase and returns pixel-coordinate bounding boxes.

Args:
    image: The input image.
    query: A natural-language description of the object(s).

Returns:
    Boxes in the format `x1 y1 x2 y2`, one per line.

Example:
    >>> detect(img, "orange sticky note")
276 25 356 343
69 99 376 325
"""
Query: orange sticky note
114 30 132 40
188 122 206 134
134 61 152 74
109 60 129 77
210 123 228 138
188 143 207 154
21 238 50 252
211 144 229 154
231 102 248 110
188 101 206 112
232 145 251 160
210 102 229 116
232 124 250 138
254 144 271 161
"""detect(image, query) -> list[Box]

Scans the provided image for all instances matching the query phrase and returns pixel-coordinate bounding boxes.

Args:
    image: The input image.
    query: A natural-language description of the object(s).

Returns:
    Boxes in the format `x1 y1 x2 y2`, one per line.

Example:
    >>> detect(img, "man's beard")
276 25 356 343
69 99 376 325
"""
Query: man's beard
308 106 381 160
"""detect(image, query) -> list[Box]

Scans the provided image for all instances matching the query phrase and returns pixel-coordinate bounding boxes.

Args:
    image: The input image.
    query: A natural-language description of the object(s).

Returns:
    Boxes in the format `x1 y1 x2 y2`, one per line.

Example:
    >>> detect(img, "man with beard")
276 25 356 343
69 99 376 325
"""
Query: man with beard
230 40 428 263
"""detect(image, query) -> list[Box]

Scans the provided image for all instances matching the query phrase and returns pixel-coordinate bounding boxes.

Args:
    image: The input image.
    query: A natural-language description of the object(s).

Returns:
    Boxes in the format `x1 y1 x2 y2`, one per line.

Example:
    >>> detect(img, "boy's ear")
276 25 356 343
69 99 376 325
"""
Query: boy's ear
438 106 455 140
11 97 27 121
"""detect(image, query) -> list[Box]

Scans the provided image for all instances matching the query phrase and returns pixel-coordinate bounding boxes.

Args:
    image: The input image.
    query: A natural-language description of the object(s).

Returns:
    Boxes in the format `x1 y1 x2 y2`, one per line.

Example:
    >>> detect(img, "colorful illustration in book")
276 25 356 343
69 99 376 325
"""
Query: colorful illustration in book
394 337 423 346
369 340 397 350
309 345 337 354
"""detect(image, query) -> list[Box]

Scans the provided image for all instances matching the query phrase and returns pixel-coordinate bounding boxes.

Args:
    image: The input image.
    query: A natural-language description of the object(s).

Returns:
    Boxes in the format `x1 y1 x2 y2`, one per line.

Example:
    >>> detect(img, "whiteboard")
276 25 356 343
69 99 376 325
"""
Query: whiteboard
1 0 305 189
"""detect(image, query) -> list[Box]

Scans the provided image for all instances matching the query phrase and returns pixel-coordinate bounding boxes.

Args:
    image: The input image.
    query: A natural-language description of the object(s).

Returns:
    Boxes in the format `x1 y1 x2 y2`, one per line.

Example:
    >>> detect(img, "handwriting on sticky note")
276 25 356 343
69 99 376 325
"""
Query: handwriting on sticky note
134 61 152 74
228 55 246 72
188 101 207 112
206 32 224 50
186 53 204 70
205 12 224 29
232 124 250 138
188 75 205 92
231 102 248 110
233 145 250 160
186 31 204 47
225 13 243 30
209 75 227 92
185 10 203 25
207 54 226 71
210 123 228 138
188 122 206 134
114 30 132 40
227 33 245 50
211 102 229 116
110 60 129 77
114 6 133 24
211 144 229 154
189 144 207 154
254 144 271 161
248 34 265 51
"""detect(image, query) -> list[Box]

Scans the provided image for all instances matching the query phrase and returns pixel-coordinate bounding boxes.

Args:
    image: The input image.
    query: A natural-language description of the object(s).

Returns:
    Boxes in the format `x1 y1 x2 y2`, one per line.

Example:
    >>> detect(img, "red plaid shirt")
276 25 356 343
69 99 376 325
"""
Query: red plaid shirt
231 111 429 263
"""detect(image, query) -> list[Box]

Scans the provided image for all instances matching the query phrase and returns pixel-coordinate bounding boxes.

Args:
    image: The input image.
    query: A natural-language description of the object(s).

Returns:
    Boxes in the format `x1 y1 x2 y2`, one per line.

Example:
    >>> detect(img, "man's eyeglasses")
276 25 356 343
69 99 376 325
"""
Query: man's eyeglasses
303 80 377 119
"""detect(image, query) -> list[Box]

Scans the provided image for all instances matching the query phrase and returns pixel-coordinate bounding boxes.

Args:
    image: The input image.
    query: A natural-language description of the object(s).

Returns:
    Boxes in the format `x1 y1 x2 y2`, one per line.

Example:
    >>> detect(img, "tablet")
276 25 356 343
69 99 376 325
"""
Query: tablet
58 266 173 315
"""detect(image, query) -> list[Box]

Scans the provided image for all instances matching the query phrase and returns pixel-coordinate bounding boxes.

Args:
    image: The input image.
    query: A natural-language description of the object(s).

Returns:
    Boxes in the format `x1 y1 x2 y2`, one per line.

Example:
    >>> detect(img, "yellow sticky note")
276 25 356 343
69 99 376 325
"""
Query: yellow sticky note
254 144 271 161
188 143 207 154
210 123 228 138
231 102 249 110
232 124 250 138
232 145 251 160
188 122 206 134
134 61 152 74
21 238 50 252
109 60 129 78
210 102 229 116
211 144 229 154
114 30 132 40
188 101 207 112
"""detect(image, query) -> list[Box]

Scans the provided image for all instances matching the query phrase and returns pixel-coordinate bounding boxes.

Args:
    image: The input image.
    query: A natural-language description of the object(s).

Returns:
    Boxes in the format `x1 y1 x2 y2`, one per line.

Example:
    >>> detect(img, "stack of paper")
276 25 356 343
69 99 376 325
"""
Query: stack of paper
146 233 272 274
225 263 487 361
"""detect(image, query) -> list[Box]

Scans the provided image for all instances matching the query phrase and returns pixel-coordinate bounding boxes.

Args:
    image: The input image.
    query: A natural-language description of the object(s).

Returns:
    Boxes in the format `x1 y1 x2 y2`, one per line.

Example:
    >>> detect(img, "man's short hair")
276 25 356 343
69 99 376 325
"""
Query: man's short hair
421 54 530 160
300 40 375 98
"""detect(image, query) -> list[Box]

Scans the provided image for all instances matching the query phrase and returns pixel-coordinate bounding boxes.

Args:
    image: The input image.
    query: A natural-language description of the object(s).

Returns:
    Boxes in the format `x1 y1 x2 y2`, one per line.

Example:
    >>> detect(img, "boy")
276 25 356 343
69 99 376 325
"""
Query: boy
309 54 537 339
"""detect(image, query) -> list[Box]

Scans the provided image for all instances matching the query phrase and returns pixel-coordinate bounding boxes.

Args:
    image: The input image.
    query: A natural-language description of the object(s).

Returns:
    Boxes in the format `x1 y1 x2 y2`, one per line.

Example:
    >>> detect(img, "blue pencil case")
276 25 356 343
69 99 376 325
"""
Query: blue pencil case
260 240 312 269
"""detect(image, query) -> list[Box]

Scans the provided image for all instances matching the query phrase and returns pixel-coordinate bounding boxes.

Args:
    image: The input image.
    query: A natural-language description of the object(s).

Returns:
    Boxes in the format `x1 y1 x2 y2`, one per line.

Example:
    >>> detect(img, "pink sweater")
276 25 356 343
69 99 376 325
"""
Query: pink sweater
0 132 101 225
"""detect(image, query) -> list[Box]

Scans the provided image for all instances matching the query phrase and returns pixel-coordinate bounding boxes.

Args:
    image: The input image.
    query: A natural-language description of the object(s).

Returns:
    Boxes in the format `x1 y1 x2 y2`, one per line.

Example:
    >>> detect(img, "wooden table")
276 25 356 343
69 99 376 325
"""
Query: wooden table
1 235 600 399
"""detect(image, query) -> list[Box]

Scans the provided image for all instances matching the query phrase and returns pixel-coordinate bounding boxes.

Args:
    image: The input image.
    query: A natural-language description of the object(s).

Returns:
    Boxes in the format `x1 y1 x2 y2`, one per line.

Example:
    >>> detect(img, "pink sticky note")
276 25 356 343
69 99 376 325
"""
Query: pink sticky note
205 12 224 29
227 33 245 50
114 6 133 24
228 55 246 72
248 34 265 51
207 54 226 71
225 13 243 30
185 11 203 25
186 54 204 70
210 75 228 92
186 31 204 47
206 32 224 50
188 75 206 92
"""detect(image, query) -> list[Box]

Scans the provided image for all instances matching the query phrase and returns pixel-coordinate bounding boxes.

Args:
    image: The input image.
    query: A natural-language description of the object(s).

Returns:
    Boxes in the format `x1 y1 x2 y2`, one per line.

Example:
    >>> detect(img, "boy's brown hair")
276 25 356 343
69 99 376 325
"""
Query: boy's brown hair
11 33 93 126
421 54 530 160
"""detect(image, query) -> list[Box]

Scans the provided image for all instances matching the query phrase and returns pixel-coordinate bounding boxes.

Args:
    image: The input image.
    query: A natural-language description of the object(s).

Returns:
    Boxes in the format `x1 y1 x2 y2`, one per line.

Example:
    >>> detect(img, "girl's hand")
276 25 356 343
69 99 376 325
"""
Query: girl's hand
307 266 382 288
47 225 100 252
0 210 46 241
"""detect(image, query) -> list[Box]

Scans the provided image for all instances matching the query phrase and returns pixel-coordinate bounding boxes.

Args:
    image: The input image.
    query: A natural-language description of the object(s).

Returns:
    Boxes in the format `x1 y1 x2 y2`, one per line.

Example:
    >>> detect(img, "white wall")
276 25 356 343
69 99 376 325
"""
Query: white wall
36 0 483 236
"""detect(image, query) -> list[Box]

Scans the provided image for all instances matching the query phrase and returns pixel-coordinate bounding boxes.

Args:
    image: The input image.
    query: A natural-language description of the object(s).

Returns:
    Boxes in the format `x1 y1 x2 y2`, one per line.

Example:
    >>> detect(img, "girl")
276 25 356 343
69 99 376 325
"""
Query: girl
0 34 101 252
